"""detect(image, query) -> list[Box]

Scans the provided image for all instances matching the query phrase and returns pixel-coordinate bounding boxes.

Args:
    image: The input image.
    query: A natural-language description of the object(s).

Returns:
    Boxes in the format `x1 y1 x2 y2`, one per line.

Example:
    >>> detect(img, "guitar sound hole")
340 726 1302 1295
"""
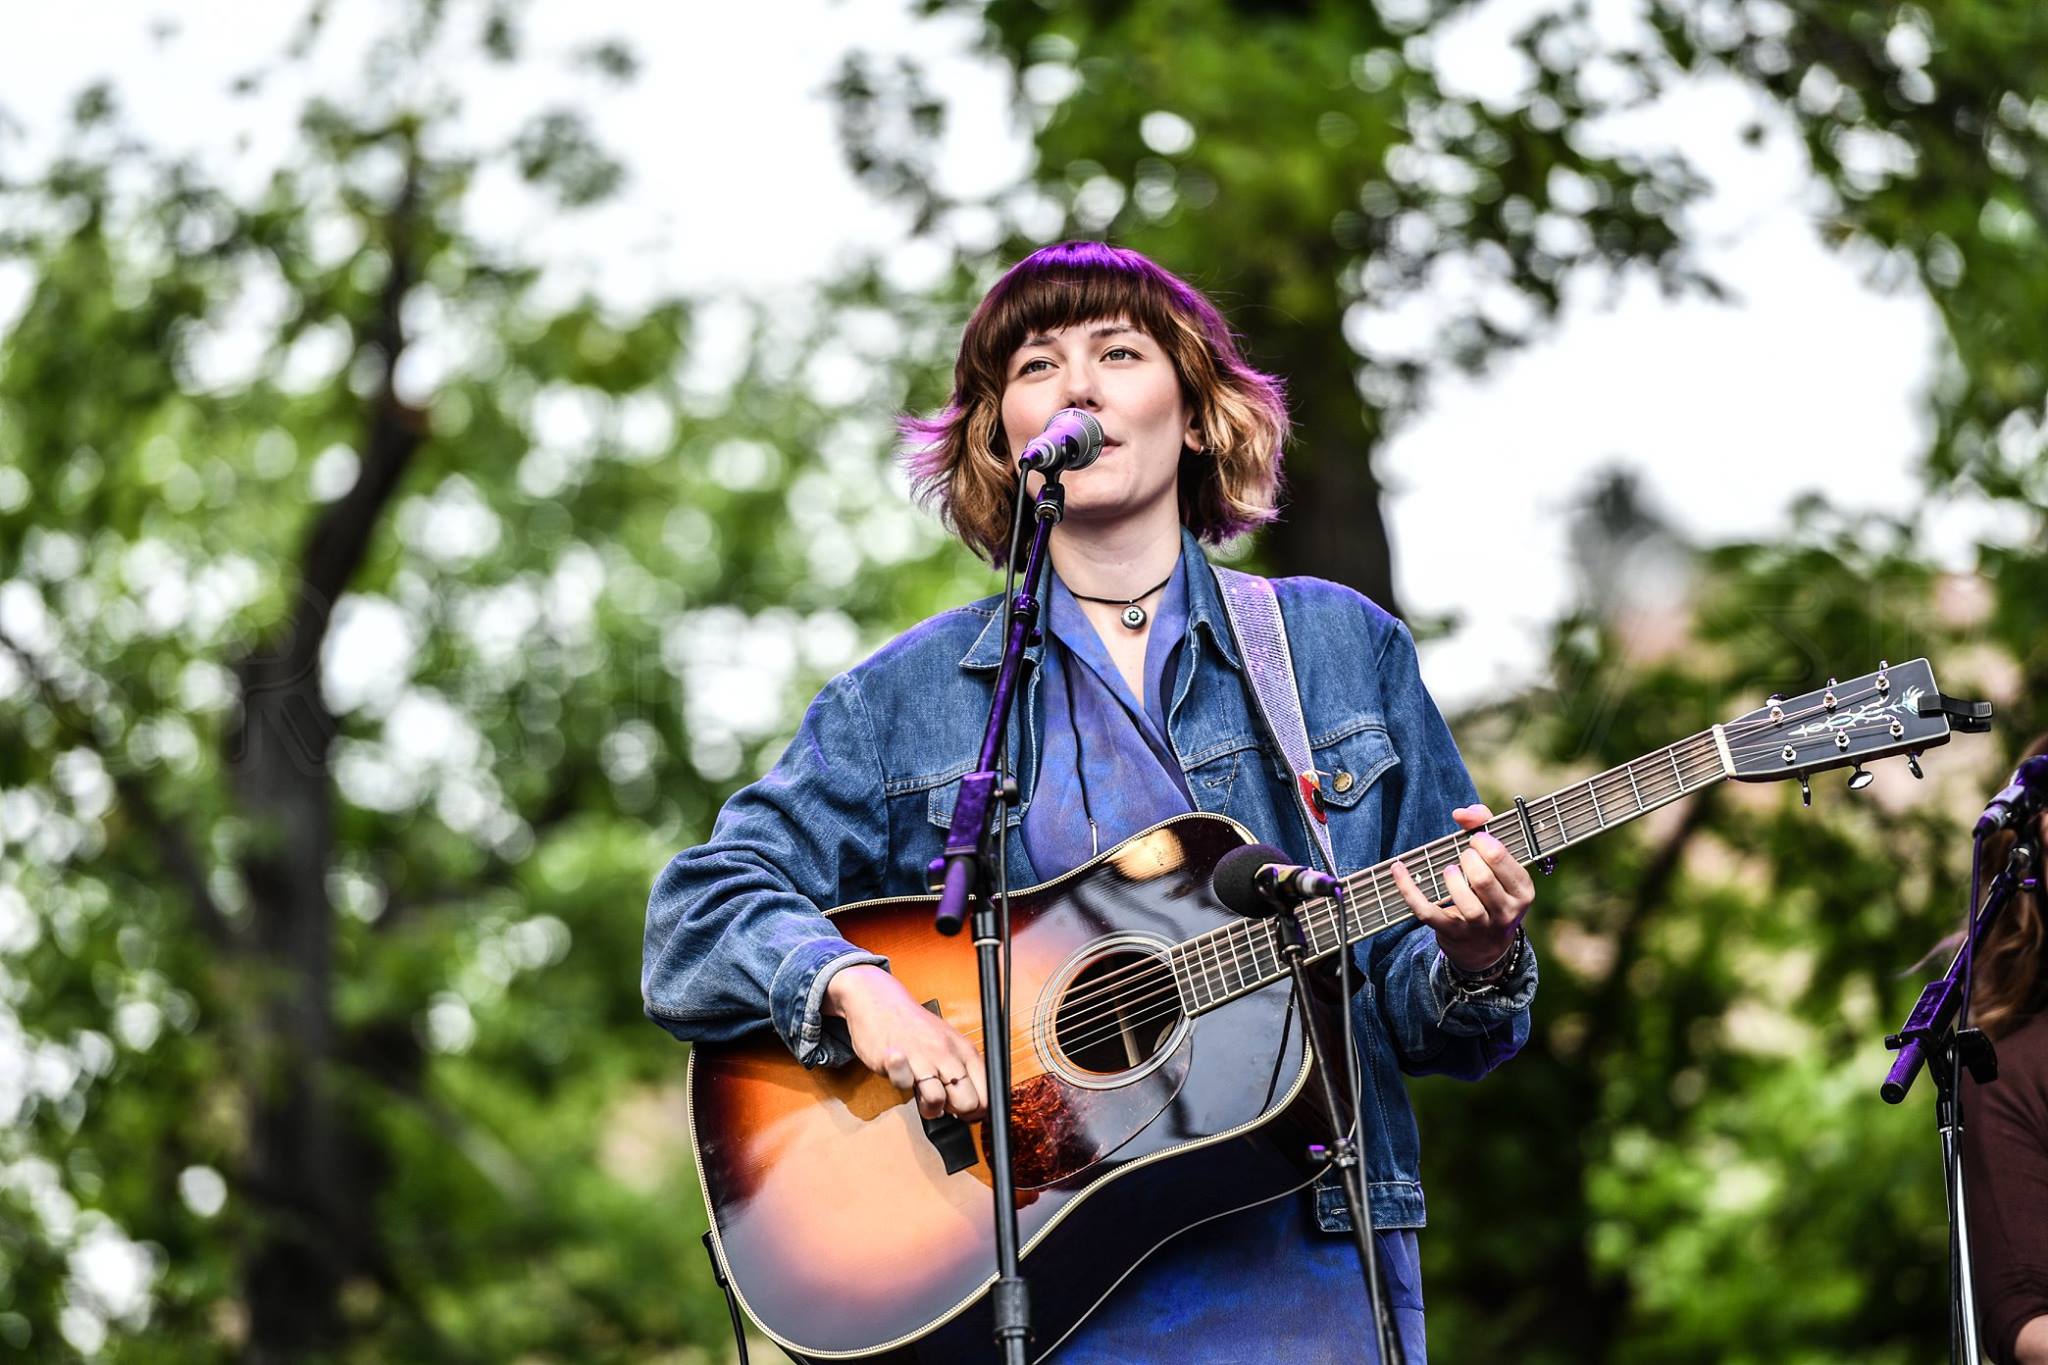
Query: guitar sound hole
1053 950 1182 1076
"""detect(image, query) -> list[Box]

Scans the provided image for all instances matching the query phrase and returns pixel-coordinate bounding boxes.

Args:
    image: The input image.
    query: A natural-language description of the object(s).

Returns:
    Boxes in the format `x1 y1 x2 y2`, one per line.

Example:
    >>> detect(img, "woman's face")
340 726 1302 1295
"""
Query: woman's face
999 319 1199 529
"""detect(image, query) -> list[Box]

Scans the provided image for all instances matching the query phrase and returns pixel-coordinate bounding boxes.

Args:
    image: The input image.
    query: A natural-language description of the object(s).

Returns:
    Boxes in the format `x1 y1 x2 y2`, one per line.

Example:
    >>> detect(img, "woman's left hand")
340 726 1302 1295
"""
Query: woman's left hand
1389 803 1535 974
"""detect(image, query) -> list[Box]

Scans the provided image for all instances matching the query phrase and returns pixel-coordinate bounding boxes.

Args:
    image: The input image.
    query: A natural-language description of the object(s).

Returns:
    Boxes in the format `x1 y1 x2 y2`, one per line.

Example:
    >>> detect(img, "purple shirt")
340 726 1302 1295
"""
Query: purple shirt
1022 557 1194 879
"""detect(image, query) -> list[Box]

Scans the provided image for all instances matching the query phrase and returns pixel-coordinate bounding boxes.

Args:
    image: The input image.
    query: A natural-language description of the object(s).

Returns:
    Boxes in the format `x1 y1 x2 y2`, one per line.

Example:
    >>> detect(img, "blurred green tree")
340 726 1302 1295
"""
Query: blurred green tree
1641 0 2048 705
1411 0 2048 1354
0 5 987 1360
3 0 2043 1360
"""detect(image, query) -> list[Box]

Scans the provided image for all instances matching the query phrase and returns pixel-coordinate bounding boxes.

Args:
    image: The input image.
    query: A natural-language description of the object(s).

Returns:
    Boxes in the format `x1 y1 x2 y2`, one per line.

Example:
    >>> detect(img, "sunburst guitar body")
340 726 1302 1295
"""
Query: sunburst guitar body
687 813 1331 1363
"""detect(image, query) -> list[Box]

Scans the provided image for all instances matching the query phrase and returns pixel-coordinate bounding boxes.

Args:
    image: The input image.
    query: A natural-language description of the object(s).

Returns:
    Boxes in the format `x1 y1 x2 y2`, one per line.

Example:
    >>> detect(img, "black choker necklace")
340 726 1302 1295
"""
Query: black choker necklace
1069 569 1175 630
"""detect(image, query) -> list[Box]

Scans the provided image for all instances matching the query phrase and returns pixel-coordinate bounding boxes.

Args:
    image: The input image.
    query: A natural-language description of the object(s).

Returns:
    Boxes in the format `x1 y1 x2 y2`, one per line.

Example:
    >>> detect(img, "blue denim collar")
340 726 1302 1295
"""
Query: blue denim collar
1177 526 1244 675
958 526 1244 674
957 593 1046 673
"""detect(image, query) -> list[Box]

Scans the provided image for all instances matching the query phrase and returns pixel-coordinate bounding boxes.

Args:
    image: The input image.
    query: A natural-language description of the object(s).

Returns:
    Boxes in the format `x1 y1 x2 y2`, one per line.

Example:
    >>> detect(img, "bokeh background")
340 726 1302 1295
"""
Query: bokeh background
2 0 2045 1360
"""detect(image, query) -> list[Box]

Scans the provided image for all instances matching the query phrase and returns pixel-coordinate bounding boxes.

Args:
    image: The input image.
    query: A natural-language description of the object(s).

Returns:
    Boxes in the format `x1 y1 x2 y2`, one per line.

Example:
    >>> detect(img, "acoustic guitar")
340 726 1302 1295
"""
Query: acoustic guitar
687 661 1965 1362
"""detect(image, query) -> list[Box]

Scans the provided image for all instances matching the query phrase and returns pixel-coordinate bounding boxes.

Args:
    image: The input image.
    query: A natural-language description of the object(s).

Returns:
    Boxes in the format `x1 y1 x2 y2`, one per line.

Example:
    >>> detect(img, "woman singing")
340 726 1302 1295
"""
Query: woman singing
644 241 1538 1361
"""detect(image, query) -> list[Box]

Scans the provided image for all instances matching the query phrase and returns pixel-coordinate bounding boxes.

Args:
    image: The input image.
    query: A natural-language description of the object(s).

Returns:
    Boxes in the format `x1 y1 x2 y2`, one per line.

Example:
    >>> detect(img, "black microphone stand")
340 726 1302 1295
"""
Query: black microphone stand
1270 885 1405 1364
1882 826 2041 1363
930 472 1066 1364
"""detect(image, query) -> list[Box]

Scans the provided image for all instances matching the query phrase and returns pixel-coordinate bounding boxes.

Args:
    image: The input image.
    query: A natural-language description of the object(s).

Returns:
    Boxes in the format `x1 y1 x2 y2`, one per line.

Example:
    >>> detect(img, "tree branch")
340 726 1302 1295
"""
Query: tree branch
282 150 431 675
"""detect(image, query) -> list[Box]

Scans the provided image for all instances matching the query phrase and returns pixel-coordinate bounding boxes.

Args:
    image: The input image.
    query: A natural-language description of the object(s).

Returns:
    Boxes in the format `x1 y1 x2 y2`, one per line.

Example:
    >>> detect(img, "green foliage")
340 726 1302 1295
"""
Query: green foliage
1646 0 2048 511
847 0 1717 610
0 9 990 1359
2 0 2044 1361
1419 523 1986 1361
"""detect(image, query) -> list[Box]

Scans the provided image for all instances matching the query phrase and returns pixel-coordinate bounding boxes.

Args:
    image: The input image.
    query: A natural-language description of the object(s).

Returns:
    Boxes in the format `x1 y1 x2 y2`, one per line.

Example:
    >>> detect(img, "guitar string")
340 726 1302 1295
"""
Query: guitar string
967 742 1735 1061
1026 684 1918 1059
978 735 1865 1066
963 729 1705 1043
993 745 1731 1061
967 730 1746 1051
1101 676 1894 1020
968 713 1814 1060
1002 725 1894 1063
961 699 1859 1059
954 682 1907 1058
1014 760 1720 1067
1077 685 1901 1051
1043 680 1873 1032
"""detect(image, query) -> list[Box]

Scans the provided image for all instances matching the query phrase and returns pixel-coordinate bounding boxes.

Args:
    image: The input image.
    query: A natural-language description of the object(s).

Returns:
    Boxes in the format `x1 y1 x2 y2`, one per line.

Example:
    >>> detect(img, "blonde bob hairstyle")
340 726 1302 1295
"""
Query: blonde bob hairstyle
901 241 1290 565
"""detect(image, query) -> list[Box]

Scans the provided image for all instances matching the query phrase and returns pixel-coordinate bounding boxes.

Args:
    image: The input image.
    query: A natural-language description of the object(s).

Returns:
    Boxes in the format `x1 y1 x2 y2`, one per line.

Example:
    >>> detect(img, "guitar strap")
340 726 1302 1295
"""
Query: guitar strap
1213 565 1343 879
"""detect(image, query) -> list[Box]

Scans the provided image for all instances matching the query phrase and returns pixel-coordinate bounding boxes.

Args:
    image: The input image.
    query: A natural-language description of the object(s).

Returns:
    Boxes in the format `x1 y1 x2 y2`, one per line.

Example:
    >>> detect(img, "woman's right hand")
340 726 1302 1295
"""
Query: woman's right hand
823 964 988 1122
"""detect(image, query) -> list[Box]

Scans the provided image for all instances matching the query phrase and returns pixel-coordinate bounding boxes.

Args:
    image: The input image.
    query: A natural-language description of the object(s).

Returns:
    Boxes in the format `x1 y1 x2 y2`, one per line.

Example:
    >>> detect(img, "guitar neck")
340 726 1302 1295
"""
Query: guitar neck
1171 729 1730 1014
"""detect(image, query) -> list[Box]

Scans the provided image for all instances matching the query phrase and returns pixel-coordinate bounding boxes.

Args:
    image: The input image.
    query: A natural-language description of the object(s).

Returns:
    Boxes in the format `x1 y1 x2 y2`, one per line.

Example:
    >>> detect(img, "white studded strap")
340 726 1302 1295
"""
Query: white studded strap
1214 566 1341 877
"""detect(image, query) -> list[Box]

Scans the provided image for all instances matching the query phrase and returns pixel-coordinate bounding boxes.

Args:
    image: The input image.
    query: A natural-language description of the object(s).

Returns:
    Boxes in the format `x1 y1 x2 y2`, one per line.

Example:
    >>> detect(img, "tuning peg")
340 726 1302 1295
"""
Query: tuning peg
1907 752 1924 780
1799 774 1812 807
1847 765 1874 791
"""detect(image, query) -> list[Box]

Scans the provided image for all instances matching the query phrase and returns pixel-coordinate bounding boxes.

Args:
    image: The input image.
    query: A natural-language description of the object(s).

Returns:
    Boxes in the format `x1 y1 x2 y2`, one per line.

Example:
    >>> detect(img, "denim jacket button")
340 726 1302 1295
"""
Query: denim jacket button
1332 769 1355 793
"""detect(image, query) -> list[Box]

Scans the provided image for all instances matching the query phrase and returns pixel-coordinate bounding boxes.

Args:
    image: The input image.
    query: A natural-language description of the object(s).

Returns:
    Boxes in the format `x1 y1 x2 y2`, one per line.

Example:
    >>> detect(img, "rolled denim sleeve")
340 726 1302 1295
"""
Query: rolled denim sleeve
643 671 890 1069
1354 619 1536 1081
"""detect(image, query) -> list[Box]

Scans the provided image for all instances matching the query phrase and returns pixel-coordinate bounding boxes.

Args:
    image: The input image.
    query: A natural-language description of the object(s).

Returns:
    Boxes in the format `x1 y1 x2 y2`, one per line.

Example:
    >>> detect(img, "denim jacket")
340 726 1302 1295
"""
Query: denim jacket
644 528 1536 1230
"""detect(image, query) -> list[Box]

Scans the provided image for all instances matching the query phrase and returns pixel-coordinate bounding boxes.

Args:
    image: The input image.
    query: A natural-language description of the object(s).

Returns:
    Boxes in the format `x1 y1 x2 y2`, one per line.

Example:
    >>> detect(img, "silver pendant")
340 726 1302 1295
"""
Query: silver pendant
1120 604 1148 630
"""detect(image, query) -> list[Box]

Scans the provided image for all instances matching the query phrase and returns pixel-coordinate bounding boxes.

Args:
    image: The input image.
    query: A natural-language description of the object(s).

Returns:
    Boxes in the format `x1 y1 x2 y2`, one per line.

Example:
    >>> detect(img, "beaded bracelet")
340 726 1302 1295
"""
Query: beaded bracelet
1444 923 1527 989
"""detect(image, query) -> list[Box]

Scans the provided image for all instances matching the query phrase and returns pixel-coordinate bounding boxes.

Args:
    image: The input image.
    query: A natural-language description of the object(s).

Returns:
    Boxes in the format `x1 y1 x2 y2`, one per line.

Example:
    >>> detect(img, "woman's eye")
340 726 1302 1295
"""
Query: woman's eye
1019 357 1052 375
1104 346 1139 361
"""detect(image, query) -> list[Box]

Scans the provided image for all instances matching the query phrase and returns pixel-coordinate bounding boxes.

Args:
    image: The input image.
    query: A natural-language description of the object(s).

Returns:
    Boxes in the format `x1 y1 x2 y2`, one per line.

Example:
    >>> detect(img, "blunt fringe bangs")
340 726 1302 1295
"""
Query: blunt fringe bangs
900 241 1290 565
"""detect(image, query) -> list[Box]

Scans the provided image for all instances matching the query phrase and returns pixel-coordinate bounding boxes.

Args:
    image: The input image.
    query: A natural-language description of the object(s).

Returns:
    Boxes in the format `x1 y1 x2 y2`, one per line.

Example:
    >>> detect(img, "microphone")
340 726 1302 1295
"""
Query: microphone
1212 842 1341 914
1976 754 2048 836
1016 408 1104 474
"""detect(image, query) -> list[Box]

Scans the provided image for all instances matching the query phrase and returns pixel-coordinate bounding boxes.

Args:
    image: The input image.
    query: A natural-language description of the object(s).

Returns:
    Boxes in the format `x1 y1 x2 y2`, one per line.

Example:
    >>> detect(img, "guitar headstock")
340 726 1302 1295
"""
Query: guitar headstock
1716 659 1969 789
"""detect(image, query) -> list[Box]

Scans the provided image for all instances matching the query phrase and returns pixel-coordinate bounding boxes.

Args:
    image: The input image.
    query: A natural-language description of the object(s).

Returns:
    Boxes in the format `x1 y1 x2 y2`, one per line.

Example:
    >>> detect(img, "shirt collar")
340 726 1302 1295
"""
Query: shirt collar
958 526 1242 674
1176 525 1243 674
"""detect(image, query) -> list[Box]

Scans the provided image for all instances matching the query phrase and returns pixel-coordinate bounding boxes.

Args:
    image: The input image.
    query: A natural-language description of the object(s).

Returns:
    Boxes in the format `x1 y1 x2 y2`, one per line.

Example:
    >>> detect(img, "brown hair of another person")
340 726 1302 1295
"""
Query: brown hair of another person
899 241 1290 566
1971 730 2048 1040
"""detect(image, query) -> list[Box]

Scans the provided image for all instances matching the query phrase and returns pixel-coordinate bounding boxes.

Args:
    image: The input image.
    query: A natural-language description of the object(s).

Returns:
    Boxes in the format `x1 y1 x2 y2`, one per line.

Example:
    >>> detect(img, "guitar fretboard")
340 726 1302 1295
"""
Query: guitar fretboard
1166 731 1727 1013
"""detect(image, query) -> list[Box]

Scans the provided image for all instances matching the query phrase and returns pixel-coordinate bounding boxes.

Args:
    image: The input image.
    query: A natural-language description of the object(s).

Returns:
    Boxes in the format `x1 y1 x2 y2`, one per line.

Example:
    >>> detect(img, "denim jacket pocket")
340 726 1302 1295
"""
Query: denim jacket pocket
1276 722 1399 875
1266 719 1397 803
925 767 1028 833
1310 722 1398 813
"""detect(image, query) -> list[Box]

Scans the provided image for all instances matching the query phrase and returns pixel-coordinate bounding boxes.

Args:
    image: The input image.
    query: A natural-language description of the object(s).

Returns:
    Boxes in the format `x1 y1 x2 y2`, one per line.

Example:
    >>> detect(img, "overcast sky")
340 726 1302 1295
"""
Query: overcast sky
0 0 1996 708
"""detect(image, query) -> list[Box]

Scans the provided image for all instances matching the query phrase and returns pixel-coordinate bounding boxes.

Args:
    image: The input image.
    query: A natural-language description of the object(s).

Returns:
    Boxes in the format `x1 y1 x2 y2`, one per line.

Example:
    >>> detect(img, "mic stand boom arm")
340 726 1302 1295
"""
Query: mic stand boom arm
929 475 1066 1364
